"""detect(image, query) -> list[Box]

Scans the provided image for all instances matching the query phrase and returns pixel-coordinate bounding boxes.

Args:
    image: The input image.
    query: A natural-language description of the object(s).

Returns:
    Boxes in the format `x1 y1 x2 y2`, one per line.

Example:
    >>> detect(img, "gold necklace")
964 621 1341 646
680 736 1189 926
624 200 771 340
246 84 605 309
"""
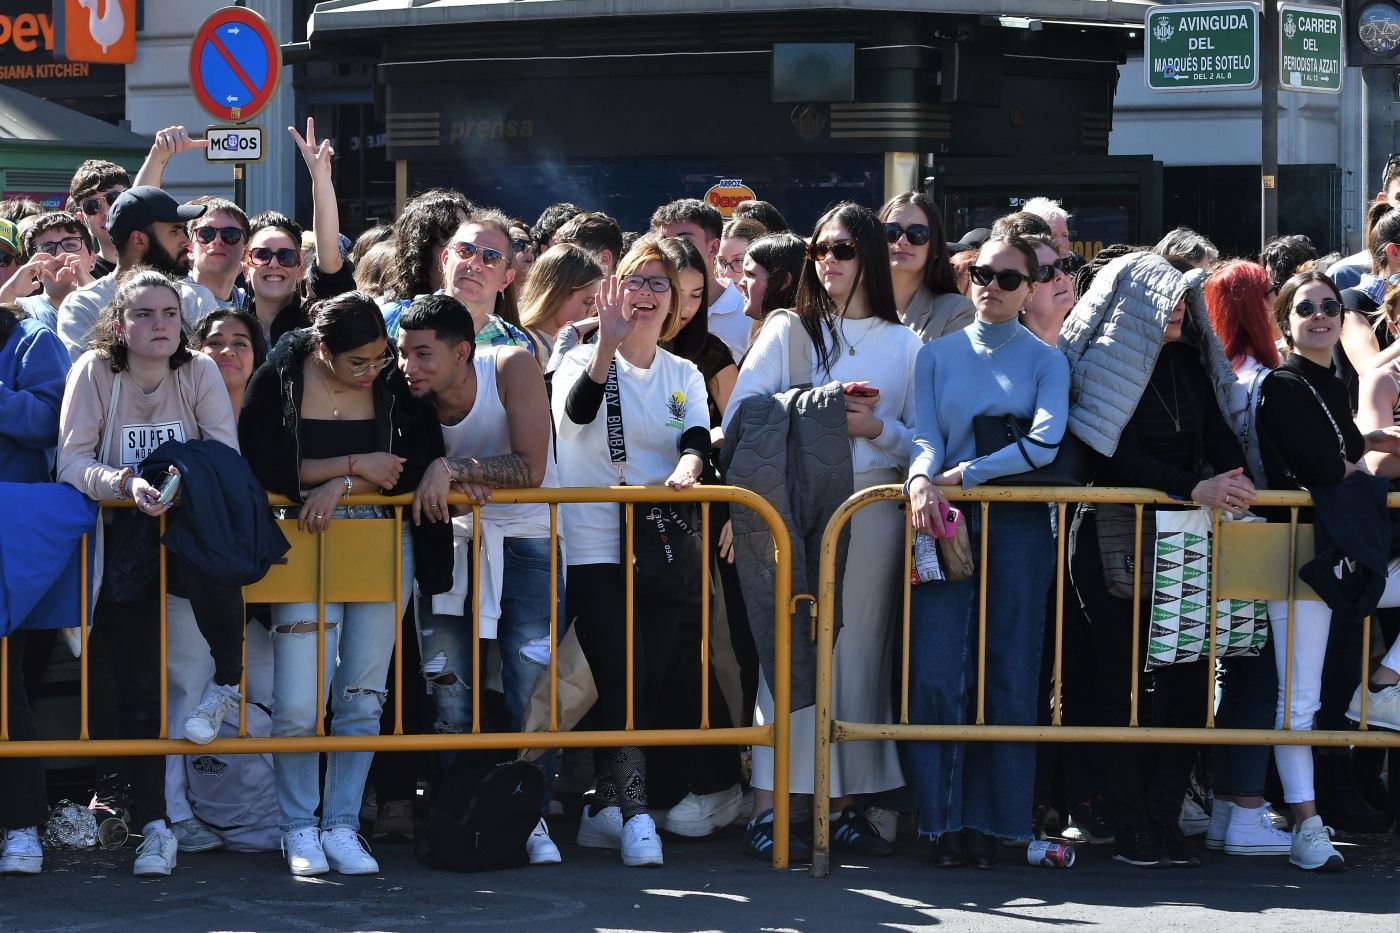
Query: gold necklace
1147 355 1182 432
316 360 345 419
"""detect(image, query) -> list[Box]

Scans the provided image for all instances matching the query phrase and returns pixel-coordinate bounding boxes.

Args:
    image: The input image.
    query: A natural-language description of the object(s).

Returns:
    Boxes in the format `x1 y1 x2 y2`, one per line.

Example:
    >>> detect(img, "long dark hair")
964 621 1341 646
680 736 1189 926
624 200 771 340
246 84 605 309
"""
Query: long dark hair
656 236 710 362
879 191 958 297
384 188 473 300
746 233 805 316
91 268 193 372
193 307 269 371
310 291 390 356
793 203 898 376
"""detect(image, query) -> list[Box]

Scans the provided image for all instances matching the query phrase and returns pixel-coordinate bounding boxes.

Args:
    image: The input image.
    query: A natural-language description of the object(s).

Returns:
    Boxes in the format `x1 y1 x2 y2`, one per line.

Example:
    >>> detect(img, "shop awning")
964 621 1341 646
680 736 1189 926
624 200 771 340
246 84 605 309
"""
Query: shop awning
0 84 149 153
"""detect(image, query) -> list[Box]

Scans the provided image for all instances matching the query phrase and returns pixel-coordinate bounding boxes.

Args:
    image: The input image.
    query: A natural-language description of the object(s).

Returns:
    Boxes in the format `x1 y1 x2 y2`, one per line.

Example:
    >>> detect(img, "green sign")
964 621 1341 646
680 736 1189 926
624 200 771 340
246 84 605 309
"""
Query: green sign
1145 2 1260 91
1279 2 1343 94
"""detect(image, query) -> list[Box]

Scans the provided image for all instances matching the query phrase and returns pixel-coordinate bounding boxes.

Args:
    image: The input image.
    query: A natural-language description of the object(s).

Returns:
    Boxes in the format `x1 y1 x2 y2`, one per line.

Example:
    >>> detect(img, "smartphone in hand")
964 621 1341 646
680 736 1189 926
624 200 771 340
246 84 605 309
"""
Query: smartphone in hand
156 470 182 506
844 384 880 398
939 503 961 536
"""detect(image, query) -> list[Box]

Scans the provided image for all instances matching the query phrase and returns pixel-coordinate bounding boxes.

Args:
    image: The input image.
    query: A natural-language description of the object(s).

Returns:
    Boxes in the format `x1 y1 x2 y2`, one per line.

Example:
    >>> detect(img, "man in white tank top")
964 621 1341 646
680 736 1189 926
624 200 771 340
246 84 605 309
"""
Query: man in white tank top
396 294 564 865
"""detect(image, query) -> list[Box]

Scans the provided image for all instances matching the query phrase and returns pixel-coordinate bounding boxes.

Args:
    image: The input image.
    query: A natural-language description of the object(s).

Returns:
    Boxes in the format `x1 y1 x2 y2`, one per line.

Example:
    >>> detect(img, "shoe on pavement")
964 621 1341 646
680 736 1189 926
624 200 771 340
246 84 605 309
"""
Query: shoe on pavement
1205 800 1233 851
864 806 898 844
371 799 415 842
526 818 561 865
577 803 624 849
664 785 745 838
1290 815 1346 872
831 806 894 857
0 827 42 875
620 814 663 867
1346 682 1400 731
172 817 224 853
1163 822 1201 867
133 822 177 877
1224 804 1292 856
282 827 329 877
743 809 812 862
321 827 379 875
1178 795 1210 837
182 681 241 746
1113 825 1167 868
1062 798 1115 845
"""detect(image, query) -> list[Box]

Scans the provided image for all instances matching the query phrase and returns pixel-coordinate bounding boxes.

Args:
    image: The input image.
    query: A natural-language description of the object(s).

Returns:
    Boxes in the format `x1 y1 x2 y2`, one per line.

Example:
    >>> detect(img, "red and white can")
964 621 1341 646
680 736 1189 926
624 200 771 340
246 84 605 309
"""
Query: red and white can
1026 840 1076 868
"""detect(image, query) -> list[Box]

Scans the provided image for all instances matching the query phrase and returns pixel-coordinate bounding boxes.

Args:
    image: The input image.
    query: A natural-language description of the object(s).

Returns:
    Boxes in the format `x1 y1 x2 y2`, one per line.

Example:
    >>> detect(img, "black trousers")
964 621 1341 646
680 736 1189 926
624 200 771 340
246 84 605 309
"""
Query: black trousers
0 632 49 830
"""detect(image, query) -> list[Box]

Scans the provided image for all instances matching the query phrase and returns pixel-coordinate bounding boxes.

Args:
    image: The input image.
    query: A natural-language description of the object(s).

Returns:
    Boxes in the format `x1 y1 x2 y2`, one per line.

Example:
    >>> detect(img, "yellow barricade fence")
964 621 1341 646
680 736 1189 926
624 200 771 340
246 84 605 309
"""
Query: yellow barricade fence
810 485 1400 877
0 485 795 869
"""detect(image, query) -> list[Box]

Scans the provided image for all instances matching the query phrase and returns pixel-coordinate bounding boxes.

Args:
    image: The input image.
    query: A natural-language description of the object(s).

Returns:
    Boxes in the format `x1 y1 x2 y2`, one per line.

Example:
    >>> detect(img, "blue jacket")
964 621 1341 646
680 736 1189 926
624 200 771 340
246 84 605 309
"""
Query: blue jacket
0 318 68 484
0 482 96 635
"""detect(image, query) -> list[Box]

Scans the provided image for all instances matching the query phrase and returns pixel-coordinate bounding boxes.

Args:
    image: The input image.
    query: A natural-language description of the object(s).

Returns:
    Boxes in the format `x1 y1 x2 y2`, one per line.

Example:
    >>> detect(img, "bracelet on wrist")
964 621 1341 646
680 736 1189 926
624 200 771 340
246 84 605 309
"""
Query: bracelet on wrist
341 475 353 500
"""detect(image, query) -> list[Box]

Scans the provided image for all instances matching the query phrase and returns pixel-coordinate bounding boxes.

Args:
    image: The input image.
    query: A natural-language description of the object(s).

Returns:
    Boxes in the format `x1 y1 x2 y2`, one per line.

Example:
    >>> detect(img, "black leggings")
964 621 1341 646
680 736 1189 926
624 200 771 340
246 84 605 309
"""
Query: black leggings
0 632 48 830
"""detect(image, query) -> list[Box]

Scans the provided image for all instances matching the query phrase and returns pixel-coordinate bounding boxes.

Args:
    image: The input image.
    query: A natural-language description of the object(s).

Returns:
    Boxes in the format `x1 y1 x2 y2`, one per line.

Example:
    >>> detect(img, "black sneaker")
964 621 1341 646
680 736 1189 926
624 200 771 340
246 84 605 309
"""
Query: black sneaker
964 829 999 869
1113 825 1168 868
1163 822 1201 868
1032 801 1061 841
1063 796 1115 845
743 810 812 862
831 806 895 857
930 831 964 868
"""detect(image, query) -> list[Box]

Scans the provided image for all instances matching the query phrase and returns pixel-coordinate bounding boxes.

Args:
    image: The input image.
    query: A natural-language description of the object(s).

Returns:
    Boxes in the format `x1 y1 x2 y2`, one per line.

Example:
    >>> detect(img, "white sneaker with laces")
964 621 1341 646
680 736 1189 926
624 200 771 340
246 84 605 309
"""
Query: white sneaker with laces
132 822 177 877
182 681 242 746
1345 682 1400 731
577 803 624 849
1224 804 1292 855
1204 800 1233 851
1178 795 1210 836
620 813 664 867
663 784 745 838
0 827 42 875
863 806 898 844
172 816 224 853
281 827 329 877
526 818 562 864
1289 815 1346 871
320 827 379 875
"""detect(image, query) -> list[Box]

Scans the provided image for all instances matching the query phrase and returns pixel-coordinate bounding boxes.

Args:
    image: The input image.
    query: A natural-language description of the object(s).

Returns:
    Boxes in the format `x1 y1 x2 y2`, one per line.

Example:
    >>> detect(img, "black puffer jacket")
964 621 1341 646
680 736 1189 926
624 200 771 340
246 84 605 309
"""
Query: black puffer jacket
239 328 452 595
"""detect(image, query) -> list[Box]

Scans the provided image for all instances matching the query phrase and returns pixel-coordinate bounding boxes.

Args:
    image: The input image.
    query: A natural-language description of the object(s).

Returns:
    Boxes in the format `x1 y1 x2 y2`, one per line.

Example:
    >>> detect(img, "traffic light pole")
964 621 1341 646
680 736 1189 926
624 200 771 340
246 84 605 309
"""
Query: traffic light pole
1261 0 1280 248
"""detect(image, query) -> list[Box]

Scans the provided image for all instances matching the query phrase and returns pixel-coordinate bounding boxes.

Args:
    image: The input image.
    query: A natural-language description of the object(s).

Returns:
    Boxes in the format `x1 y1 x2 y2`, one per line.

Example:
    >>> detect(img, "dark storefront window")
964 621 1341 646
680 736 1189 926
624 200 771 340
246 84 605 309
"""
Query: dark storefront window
944 190 1137 261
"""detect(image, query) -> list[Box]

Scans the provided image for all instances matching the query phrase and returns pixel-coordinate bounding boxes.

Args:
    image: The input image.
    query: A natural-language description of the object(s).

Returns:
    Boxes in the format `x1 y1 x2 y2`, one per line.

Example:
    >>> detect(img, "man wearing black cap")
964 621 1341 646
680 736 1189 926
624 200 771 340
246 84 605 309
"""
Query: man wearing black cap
55 186 219 363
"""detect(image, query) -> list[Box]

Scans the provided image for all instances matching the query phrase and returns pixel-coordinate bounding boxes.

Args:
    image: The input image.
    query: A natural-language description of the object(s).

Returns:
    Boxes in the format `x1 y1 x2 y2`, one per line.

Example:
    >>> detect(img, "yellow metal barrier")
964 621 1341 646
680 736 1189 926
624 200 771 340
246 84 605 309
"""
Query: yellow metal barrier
810 484 1400 877
0 485 795 869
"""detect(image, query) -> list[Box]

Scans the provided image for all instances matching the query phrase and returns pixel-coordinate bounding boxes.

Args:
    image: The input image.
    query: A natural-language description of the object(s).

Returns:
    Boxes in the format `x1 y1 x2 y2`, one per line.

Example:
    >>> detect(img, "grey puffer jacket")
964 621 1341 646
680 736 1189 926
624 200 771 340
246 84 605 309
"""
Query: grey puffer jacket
1058 252 1237 457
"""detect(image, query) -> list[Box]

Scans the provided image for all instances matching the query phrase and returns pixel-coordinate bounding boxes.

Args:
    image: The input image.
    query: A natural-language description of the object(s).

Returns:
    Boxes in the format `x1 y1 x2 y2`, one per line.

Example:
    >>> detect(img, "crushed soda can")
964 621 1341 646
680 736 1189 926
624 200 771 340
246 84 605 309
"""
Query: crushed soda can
1027 839 1075 868
43 801 98 850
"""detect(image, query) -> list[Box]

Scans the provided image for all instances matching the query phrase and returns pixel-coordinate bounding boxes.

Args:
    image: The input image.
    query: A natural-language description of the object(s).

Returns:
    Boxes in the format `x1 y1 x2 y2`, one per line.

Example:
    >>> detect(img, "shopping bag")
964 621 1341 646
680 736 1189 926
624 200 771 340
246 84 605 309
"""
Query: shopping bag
518 625 596 762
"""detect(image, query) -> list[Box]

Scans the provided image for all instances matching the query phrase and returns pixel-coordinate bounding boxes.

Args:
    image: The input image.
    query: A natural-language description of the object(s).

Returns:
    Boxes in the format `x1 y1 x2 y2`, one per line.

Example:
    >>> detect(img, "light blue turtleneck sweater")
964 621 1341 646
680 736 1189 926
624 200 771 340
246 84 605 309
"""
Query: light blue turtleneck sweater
908 315 1070 489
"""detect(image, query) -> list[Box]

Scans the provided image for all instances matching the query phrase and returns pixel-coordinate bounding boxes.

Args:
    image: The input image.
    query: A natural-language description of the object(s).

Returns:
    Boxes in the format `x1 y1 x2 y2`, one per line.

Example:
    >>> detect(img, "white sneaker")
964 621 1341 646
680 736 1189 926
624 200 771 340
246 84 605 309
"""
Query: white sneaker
172 816 224 853
281 827 329 877
1345 682 1400 731
0 827 42 875
526 818 562 865
1289 815 1346 872
620 813 664 867
321 827 379 875
1205 800 1233 851
132 822 177 877
1224 804 1292 856
663 785 745 838
577 803 624 849
1178 795 1210 837
863 806 898 844
182 681 241 746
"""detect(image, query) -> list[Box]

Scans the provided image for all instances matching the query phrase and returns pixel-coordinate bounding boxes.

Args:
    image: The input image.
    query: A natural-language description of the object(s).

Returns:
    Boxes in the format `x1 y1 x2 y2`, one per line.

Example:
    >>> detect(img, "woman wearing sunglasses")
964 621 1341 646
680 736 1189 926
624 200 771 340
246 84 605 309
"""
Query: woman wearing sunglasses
1019 234 1075 346
1255 272 1400 872
724 202 920 860
879 192 973 343
239 291 449 878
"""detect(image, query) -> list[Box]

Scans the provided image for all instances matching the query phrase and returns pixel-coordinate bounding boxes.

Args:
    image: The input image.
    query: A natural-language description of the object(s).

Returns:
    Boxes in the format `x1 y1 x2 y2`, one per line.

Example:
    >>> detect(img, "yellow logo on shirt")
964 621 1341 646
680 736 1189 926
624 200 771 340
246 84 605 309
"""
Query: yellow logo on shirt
665 391 686 429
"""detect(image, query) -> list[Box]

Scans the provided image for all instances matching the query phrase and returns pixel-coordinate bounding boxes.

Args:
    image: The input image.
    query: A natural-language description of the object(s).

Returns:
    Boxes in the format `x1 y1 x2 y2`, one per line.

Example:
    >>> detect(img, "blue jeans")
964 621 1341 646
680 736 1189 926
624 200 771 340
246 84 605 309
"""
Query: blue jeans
1213 647 1278 797
906 502 1053 841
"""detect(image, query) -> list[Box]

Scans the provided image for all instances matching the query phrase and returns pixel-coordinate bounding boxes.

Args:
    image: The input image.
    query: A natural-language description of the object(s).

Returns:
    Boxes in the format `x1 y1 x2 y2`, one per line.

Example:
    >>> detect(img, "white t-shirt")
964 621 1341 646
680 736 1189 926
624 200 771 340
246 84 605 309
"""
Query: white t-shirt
707 281 751 361
551 343 708 566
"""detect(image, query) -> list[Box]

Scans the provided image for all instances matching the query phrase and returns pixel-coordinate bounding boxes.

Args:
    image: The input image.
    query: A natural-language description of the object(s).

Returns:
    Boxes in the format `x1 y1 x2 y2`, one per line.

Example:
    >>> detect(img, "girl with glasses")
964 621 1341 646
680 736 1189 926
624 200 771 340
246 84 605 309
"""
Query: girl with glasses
717 217 766 288
879 191 973 343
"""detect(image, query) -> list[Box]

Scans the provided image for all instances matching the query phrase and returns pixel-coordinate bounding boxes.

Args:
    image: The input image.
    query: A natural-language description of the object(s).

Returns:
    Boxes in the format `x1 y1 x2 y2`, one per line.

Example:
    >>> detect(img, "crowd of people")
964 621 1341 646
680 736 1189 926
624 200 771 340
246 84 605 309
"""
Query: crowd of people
1 121 1399 883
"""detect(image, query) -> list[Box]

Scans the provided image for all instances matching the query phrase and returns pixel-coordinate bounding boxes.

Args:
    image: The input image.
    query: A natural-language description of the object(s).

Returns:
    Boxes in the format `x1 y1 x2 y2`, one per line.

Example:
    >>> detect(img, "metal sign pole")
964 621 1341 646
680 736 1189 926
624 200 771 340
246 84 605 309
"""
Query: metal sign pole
235 0 247 213
1262 0 1280 247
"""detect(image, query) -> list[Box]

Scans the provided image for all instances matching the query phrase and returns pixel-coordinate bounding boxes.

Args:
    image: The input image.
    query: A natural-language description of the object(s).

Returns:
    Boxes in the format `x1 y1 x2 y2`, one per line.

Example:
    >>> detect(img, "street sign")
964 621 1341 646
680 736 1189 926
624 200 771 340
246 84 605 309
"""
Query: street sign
188 6 282 123
1278 2 1343 93
1145 2 1260 91
204 125 264 163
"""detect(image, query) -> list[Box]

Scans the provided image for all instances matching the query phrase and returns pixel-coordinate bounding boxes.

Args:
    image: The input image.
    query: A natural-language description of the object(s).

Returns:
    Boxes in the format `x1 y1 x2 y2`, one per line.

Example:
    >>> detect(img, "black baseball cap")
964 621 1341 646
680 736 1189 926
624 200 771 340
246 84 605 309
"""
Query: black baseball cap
947 227 992 255
107 186 206 238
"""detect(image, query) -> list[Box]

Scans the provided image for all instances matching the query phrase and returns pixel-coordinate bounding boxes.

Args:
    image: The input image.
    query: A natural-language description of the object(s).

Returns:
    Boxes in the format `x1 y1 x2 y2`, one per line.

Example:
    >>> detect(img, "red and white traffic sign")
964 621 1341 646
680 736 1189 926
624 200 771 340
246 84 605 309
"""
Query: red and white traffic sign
188 7 282 124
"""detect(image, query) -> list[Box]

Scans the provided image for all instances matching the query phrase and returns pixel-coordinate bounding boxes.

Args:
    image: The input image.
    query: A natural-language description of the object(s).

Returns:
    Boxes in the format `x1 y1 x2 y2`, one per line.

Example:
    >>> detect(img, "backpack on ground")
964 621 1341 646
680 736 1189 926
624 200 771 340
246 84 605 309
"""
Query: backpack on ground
419 750 544 872
184 702 280 852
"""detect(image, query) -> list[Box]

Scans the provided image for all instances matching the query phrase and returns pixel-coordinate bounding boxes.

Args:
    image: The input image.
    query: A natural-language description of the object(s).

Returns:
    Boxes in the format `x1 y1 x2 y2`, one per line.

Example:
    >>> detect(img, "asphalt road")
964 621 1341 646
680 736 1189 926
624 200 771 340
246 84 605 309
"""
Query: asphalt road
4 822 1398 932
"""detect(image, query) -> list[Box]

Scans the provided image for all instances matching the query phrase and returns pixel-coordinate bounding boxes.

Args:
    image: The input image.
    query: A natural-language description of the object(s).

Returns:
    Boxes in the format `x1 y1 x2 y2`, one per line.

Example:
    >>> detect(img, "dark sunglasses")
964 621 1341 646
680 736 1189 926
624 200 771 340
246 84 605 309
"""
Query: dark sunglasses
449 240 506 268
33 236 87 256
1037 258 1071 283
884 223 932 247
79 190 120 216
1292 298 1343 318
194 225 245 246
969 265 1034 290
248 246 301 268
511 237 535 255
806 239 858 262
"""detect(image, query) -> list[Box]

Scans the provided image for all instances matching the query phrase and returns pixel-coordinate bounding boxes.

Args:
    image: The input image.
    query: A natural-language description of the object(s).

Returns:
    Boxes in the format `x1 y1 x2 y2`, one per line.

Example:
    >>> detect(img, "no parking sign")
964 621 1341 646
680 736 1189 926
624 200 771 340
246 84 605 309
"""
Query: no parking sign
188 7 282 123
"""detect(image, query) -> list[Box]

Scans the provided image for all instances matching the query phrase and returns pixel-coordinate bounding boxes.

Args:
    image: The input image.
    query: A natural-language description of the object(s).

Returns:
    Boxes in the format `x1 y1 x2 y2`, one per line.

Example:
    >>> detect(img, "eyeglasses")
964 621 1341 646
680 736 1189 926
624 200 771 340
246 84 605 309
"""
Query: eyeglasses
968 265 1034 290
345 351 395 378
449 240 506 268
511 237 535 256
622 274 672 294
33 236 87 256
718 257 745 275
885 223 932 247
806 239 858 262
248 246 301 268
1292 298 1343 318
194 225 246 246
1036 258 1071 283
79 189 121 216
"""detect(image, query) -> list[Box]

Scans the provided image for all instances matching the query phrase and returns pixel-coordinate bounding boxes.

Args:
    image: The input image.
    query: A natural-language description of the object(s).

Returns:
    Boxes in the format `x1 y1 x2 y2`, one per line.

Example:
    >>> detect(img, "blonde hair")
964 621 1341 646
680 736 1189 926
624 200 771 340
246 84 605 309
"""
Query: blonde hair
618 235 685 342
518 243 603 331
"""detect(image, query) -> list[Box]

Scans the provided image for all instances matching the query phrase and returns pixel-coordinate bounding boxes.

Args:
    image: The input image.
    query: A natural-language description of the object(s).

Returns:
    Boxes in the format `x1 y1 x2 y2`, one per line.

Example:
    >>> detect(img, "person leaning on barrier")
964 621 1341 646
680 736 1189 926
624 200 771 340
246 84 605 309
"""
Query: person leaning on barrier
55 269 245 878
238 291 451 879
879 190 973 343
1059 251 1254 870
903 233 1069 869
550 236 710 868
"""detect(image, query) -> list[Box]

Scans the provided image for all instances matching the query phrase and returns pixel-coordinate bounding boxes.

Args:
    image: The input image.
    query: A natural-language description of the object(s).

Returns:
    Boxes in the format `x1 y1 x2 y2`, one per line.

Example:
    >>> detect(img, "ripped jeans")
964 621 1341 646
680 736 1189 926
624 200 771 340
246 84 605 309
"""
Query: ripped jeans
271 512 412 833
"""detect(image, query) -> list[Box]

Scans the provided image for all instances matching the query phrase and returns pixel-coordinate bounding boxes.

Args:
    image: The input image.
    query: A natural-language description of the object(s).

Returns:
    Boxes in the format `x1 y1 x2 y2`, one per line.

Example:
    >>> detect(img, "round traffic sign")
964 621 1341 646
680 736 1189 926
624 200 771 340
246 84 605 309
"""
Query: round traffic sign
189 7 282 124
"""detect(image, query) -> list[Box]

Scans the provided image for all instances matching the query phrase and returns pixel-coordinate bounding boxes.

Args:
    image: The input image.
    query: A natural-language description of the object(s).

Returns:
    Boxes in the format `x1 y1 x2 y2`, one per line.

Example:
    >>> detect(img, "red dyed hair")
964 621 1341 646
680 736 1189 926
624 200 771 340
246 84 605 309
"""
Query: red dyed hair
1204 259 1280 369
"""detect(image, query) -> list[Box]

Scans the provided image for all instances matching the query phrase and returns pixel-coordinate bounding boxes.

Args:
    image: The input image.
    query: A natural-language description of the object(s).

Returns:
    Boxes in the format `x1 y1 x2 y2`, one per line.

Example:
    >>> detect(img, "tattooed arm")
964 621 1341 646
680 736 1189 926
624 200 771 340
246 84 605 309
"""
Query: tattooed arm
443 453 533 488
